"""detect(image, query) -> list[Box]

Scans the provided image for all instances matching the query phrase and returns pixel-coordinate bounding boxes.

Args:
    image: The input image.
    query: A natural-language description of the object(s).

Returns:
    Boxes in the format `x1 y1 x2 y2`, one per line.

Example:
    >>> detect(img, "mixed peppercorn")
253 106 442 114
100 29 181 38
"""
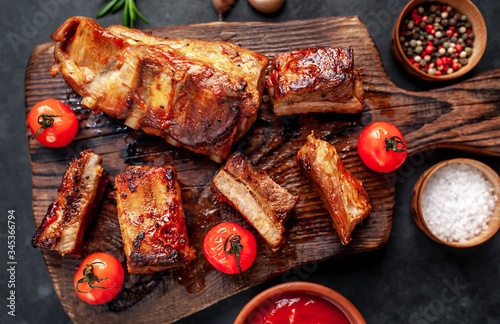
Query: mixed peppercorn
399 2 474 76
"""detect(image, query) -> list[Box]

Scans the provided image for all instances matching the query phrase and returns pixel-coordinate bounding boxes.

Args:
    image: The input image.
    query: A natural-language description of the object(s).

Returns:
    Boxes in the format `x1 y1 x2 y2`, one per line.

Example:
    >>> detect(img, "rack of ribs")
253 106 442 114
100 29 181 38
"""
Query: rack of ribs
115 166 196 274
32 150 107 256
267 46 364 116
49 17 269 162
212 152 299 251
297 134 371 245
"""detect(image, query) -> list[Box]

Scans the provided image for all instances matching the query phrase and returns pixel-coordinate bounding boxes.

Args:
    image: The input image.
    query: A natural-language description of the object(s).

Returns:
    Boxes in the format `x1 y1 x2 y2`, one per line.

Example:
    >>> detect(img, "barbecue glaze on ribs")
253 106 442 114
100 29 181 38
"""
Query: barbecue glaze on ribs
115 166 196 274
49 17 269 162
212 152 299 251
297 134 371 245
32 150 107 256
267 46 364 116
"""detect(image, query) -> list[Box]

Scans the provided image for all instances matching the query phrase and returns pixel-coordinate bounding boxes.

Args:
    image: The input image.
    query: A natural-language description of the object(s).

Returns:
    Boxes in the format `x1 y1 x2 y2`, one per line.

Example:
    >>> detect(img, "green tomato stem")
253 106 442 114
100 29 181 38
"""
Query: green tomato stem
33 114 61 139
384 136 409 153
75 261 115 294
224 234 243 273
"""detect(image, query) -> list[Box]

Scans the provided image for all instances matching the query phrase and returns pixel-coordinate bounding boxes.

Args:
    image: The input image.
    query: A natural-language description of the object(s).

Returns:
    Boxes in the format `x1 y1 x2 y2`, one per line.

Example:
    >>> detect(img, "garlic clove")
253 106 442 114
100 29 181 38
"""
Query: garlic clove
248 0 285 14
212 0 237 20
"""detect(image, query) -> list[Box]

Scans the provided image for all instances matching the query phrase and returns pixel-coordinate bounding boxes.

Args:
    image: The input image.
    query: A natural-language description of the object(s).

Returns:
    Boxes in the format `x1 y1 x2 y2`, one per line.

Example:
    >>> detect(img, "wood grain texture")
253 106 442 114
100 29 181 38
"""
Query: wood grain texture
25 17 500 323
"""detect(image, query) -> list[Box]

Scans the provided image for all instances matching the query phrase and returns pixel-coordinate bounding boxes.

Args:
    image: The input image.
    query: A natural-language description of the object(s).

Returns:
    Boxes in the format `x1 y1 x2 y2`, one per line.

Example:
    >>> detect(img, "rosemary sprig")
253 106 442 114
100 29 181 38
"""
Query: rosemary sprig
97 0 149 28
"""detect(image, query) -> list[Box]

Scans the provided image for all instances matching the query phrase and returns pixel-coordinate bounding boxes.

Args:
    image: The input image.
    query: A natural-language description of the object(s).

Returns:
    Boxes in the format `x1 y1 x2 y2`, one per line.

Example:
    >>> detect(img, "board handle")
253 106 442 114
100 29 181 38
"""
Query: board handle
366 68 500 157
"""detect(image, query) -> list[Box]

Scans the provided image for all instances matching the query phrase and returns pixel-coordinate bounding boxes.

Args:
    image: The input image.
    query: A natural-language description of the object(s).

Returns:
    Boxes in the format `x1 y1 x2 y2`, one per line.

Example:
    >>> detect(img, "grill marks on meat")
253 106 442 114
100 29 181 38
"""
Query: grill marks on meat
267 46 364 115
129 46 244 149
212 152 299 251
106 25 267 112
115 166 196 274
32 150 107 256
49 17 268 162
297 134 371 245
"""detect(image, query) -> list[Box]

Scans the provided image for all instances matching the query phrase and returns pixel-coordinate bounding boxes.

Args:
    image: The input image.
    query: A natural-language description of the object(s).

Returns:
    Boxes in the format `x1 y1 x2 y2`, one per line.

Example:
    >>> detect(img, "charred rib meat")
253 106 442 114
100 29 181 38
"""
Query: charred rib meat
32 150 107 256
297 134 371 245
49 17 269 162
212 152 299 251
267 46 364 116
115 166 196 274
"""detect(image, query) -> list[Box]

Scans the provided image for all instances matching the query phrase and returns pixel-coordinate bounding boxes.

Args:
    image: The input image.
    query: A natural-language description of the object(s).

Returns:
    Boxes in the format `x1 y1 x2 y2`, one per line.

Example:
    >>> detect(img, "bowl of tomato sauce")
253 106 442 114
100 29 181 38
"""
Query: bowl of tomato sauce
234 282 366 324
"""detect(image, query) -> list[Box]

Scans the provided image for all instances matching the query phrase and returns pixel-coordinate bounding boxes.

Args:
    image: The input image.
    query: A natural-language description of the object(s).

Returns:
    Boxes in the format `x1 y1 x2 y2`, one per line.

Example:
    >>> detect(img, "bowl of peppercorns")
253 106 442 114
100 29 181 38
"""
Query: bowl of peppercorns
391 0 487 81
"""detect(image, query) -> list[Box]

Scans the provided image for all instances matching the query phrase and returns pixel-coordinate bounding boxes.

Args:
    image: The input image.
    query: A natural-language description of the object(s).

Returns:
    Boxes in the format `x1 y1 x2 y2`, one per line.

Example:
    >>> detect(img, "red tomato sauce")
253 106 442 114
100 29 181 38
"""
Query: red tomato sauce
245 292 351 324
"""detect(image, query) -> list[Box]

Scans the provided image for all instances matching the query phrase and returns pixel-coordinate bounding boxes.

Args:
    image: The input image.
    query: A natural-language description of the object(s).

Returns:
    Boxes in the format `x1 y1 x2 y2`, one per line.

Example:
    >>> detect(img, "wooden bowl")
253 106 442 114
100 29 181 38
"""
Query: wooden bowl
391 0 487 81
234 281 366 324
411 158 500 247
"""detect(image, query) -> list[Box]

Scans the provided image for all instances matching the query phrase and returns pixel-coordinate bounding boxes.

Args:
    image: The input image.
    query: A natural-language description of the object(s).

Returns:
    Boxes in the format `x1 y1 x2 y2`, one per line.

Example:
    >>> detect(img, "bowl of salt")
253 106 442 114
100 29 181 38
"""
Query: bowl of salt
411 158 500 247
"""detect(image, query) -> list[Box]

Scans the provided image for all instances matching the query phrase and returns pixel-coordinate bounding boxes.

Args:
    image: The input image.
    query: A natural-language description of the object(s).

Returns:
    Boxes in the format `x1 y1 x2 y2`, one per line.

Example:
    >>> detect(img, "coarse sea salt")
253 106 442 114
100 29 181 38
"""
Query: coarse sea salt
421 162 497 243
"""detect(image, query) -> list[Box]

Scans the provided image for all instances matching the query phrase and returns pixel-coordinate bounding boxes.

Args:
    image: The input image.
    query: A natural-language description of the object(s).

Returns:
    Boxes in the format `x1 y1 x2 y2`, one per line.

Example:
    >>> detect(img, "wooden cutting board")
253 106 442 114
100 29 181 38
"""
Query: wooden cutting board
25 17 500 323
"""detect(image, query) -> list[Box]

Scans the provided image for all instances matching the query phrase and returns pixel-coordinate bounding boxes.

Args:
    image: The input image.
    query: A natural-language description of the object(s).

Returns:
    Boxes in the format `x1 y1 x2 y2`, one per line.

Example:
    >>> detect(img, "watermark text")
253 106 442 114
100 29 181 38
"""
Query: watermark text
6 210 16 317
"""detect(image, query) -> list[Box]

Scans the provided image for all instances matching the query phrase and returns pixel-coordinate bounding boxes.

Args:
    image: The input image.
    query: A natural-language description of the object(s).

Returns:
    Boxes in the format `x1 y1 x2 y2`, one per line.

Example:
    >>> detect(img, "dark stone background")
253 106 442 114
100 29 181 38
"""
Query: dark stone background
1 0 499 323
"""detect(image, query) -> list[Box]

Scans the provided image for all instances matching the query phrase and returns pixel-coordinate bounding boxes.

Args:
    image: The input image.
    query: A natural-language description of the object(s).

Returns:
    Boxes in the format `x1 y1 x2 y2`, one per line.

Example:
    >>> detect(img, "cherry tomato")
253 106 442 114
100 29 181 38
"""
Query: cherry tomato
357 122 408 173
203 222 257 274
27 99 78 147
74 252 124 304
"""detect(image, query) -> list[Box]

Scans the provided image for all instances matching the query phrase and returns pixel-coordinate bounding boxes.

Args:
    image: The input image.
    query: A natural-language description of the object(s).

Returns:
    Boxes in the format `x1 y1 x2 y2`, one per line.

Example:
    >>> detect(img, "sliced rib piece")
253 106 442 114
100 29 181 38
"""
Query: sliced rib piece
297 134 371 245
49 17 269 162
106 24 268 112
32 150 107 256
115 166 196 274
267 46 364 116
212 152 299 251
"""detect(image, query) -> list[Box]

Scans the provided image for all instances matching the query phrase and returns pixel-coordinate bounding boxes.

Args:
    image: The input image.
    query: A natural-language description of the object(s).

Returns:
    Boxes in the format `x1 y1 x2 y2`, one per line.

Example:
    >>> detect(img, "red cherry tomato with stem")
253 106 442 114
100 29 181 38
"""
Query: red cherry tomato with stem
27 99 78 147
203 222 257 274
357 122 409 173
74 252 124 304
